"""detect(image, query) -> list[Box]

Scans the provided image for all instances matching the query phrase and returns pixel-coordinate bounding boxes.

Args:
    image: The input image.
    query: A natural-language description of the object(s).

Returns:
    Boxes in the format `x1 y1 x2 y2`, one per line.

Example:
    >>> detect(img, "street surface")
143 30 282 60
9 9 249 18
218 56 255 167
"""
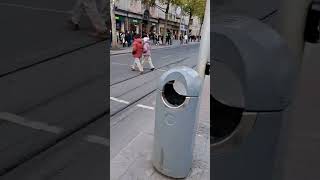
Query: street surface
0 0 108 179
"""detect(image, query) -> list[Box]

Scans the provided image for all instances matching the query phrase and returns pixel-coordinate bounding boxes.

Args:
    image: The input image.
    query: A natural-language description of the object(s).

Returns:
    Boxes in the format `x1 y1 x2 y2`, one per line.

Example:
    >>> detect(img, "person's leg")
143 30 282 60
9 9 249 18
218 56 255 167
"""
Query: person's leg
134 58 144 72
141 56 146 65
82 0 106 33
147 56 155 69
131 58 137 70
71 0 84 24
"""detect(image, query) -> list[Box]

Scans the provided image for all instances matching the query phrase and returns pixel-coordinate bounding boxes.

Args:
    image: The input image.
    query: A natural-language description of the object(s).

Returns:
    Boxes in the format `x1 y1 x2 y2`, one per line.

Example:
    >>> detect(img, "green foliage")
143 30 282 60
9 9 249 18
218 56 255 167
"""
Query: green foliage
180 0 206 21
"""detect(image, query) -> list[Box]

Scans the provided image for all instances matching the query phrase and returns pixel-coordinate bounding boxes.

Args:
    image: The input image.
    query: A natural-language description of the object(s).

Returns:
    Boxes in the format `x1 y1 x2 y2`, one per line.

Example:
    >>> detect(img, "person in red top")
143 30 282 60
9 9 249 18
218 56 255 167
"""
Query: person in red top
131 35 144 74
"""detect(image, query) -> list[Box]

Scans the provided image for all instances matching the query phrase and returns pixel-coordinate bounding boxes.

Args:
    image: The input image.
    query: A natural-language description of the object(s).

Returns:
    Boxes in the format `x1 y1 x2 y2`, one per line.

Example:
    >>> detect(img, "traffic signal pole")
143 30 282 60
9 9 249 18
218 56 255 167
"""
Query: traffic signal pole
275 0 312 60
196 0 210 79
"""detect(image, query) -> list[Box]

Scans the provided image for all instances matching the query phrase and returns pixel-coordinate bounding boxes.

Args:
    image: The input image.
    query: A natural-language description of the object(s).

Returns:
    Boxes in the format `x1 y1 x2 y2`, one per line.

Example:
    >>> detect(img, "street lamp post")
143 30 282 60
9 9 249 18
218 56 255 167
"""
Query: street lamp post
275 0 312 60
196 0 210 79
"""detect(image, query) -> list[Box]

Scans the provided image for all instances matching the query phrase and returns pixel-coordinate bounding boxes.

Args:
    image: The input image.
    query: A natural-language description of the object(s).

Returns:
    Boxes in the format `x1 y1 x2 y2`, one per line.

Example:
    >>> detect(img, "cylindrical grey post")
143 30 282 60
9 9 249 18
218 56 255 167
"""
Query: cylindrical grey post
275 0 312 59
196 0 210 79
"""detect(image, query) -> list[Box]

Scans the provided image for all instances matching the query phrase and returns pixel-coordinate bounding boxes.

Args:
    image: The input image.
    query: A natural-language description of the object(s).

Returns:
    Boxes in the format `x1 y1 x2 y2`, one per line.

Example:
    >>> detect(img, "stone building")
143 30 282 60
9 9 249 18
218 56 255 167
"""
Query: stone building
113 0 202 37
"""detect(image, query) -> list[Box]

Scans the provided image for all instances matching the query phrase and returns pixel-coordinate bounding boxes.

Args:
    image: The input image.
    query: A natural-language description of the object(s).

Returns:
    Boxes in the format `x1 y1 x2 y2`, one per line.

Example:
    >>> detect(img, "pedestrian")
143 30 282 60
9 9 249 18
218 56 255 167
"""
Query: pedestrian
131 35 144 74
122 32 126 47
127 31 132 47
68 0 107 38
180 34 183 45
184 34 188 44
142 37 155 71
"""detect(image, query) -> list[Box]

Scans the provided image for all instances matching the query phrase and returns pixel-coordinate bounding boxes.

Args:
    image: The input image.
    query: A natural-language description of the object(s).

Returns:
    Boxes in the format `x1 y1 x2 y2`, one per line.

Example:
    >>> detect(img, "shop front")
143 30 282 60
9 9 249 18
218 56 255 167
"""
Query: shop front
115 15 125 33
129 18 141 34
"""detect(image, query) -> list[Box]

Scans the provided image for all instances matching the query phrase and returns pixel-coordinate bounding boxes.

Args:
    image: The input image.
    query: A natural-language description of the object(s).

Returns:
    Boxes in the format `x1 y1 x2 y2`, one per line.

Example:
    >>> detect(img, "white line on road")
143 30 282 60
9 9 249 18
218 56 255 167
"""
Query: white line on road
110 97 130 104
161 55 172 59
0 112 63 134
0 3 70 14
85 135 109 146
136 104 155 110
111 62 129 66
156 69 167 72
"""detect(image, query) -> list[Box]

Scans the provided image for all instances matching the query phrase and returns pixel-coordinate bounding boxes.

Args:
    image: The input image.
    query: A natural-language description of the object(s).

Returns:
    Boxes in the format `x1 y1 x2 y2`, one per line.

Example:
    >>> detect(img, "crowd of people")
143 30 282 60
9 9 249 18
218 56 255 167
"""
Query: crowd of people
113 30 201 47
129 32 201 74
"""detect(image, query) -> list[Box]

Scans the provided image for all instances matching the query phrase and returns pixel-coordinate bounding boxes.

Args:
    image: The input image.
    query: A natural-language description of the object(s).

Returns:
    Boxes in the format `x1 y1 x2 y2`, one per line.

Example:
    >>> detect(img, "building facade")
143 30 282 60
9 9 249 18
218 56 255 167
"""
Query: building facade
113 0 202 37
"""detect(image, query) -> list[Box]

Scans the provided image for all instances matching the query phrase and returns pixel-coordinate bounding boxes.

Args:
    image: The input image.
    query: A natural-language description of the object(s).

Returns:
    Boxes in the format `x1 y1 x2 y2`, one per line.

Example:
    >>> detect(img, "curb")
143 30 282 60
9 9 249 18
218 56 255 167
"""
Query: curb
110 43 200 56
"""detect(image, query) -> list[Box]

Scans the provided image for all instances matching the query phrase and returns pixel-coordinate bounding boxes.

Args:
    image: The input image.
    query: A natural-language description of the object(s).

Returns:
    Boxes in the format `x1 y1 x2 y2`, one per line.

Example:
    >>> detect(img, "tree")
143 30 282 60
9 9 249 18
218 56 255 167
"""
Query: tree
141 0 156 35
110 0 119 49
180 0 206 38
139 0 181 40
159 0 182 41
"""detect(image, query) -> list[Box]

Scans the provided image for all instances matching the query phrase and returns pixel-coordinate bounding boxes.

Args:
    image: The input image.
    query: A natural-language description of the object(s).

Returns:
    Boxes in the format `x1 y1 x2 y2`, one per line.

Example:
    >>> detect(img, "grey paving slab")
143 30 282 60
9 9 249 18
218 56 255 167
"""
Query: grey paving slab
110 94 155 159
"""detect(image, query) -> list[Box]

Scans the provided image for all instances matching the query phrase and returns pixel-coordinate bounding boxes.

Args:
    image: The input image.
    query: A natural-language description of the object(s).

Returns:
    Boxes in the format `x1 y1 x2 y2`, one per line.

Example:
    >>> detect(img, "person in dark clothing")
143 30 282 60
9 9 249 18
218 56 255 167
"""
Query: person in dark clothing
125 32 129 47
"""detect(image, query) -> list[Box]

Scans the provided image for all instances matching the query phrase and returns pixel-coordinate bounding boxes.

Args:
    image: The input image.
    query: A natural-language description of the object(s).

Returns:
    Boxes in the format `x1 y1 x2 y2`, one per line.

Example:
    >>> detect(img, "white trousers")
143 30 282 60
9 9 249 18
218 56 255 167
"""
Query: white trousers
131 58 144 72
142 55 155 69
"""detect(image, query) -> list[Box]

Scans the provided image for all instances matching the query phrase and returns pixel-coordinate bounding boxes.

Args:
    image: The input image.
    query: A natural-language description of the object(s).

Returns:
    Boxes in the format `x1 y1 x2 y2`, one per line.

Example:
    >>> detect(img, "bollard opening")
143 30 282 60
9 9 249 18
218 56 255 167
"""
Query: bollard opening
211 95 244 144
162 80 187 108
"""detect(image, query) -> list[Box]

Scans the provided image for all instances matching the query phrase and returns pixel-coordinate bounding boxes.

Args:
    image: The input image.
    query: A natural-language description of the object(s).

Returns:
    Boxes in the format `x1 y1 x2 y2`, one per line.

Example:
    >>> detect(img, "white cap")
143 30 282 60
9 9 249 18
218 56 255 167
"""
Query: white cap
143 37 149 42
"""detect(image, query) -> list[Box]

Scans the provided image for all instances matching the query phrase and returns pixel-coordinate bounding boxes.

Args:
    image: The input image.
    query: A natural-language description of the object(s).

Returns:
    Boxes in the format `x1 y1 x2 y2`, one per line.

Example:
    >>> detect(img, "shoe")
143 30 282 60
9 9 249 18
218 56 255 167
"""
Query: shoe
131 67 135 71
67 19 79 31
140 71 144 75
150 68 155 71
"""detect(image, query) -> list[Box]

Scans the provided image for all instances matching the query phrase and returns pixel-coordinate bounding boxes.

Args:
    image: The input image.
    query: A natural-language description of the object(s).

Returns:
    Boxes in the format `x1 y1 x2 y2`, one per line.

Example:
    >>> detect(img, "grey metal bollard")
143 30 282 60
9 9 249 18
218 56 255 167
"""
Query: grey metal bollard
211 15 300 180
152 66 202 178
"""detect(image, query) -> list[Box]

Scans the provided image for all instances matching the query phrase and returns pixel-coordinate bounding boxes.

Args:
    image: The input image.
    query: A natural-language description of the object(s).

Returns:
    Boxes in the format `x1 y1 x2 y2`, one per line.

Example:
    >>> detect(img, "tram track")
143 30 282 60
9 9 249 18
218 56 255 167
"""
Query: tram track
110 63 197 118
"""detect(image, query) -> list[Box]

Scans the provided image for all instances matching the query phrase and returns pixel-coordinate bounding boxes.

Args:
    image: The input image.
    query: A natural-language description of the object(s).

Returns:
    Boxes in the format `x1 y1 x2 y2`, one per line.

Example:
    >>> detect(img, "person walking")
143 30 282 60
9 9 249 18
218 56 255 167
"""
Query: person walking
131 35 144 74
127 31 132 47
180 34 184 45
184 34 188 44
122 32 126 47
142 37 155 71
69 0 107 38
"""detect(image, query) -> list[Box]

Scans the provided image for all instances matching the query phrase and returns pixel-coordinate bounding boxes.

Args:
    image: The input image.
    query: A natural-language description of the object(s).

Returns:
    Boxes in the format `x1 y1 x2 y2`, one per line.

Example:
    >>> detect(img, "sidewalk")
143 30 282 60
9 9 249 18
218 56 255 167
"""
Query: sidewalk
110 76 210 180
110 40 200 55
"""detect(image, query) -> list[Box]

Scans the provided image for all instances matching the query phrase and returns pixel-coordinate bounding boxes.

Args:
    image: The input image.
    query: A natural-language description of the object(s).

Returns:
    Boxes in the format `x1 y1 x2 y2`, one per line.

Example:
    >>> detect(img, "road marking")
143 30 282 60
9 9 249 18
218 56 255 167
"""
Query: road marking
85 135 109 146
0 112 63 134
161 55 171 59
0 3 70 14
157 69 167 72
111 62 129 66
137 104 155 110
110 97 130 104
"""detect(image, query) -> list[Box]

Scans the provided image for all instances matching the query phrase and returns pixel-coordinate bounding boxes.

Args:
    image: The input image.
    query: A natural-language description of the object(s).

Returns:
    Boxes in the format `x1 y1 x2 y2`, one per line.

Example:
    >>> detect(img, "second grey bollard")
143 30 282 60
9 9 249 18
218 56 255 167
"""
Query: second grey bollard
152 66 202 178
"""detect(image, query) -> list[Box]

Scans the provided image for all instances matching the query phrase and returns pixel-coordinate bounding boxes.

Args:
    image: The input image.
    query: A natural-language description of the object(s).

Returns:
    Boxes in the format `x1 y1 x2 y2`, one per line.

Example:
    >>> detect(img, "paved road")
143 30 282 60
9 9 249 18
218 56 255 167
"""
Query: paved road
0 1 108 179
110 44 200 116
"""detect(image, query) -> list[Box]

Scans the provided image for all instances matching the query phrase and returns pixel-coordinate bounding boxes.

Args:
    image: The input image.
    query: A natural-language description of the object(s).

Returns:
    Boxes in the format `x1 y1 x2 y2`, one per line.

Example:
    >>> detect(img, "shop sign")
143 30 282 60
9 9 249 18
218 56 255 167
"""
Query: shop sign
180 24 185 31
